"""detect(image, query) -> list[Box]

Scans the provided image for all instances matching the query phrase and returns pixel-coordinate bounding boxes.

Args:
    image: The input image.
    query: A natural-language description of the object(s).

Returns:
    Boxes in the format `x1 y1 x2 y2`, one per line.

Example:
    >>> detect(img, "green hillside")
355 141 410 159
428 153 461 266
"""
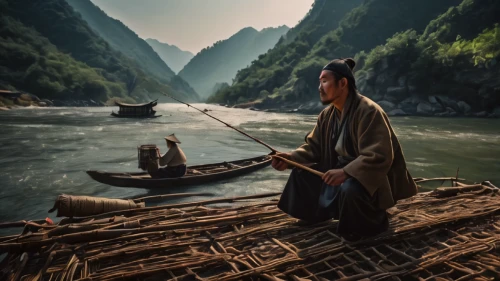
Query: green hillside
357 0 500 116
178 26 289 99
66 0 177 81
209 0 461 107
0 1 125 103
0 0 199 105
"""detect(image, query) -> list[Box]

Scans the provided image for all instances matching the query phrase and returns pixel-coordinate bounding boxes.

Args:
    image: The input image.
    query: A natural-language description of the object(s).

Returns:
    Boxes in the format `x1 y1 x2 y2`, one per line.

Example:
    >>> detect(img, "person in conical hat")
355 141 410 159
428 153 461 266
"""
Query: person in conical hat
148 133 187 178
164 134 181 144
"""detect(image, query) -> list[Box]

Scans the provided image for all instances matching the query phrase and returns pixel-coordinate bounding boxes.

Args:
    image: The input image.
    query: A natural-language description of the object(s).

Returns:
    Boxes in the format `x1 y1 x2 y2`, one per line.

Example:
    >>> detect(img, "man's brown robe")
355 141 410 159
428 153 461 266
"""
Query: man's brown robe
291 93 417 210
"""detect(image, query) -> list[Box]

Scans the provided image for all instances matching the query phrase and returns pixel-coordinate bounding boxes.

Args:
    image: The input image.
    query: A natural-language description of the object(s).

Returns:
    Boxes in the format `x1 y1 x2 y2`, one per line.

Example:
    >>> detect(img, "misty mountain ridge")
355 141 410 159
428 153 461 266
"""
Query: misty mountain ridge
145 38 194 74
178 25 290 99
66 0 176 81
65 0 199 102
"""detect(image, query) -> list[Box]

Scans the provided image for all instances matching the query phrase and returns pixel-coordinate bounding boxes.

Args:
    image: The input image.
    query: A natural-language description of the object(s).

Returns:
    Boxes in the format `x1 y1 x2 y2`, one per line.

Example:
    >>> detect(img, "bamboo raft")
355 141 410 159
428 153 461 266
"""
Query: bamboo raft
1 180 499 280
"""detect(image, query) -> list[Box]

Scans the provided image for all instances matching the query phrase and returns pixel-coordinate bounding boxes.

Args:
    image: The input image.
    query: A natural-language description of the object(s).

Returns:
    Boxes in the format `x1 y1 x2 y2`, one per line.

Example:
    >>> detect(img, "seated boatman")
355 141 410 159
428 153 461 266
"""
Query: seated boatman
271 58 417 239
148 134 187 178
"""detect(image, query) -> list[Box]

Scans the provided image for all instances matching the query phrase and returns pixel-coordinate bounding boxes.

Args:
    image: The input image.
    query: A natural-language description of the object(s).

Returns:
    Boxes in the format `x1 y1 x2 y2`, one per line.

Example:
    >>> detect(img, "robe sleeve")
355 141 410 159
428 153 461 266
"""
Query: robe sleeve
343 107 394 196
159 146 176 166
290 118 322 164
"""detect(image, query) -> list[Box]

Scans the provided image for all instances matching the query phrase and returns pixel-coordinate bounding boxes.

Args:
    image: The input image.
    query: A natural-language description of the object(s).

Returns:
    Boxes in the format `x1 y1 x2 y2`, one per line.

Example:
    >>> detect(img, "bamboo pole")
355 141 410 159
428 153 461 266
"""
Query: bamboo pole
133 192 214 202
0 219 50 229
86 192 282 220
414 177 466 183
271 155 324 177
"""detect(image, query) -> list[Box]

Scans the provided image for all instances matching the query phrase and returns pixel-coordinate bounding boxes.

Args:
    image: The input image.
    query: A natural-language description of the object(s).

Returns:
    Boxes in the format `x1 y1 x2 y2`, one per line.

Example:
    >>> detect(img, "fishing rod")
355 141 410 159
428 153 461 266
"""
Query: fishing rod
162 93 328 178
162 94 468 184
162 93 278 153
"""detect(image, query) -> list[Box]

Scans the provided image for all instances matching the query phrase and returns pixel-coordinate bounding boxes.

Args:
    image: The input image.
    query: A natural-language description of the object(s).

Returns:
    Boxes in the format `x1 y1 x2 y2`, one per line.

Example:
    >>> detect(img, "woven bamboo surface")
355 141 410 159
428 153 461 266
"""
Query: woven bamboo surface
1 181 499 281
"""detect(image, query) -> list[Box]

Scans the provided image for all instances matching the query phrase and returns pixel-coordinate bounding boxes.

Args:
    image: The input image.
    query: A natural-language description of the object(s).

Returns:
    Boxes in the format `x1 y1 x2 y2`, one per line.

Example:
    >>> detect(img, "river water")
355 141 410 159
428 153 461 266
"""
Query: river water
0 104 499 230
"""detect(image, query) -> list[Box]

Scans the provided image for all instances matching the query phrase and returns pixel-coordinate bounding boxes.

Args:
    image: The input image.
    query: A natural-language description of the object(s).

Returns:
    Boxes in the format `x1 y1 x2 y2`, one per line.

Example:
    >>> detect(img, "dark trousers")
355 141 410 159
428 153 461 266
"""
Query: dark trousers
277 166 388 237
149 164 187 179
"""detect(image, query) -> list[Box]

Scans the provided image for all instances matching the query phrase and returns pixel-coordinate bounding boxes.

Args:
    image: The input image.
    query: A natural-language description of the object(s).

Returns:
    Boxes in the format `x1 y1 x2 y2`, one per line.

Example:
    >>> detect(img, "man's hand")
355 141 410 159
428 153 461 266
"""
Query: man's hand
271 152 292 171
322 169 349 186
155 147 161 158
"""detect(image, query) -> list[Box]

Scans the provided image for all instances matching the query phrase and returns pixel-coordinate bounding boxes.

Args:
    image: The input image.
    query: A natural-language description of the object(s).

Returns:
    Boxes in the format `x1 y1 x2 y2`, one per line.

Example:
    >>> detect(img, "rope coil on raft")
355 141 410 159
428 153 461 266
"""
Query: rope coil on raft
48 194 145 217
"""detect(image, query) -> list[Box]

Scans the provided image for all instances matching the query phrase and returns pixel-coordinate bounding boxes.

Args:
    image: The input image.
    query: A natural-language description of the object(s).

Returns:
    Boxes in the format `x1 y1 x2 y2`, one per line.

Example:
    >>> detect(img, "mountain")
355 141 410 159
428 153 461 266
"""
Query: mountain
0 8 126 104
355 0 500 116
207 0 364 104
65 0 198 101
178 25 290 99
66 0 177 82
208 0 461 107
0 0 199 104
145 39 194 74
279 0 363 45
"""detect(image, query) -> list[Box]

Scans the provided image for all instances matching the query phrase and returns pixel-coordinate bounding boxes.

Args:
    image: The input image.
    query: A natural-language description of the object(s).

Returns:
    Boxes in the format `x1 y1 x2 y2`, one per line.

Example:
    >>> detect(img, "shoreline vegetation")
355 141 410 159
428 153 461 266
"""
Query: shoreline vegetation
227 97 500 118
207 0 500 118
0 90 126 108
1 90 499 118
2 0 498 117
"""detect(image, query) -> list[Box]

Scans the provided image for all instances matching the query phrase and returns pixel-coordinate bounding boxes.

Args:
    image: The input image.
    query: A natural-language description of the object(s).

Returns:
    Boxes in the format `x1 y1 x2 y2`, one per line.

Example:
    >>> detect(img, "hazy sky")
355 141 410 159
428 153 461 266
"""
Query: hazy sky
90 0 314 54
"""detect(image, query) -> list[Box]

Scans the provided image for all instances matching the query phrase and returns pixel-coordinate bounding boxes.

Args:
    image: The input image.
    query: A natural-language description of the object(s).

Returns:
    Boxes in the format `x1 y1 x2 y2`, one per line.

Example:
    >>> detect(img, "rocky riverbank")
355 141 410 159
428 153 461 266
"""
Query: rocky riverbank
0 91 106 109
350 54 500 118
228 53 500 118
2 90 498 118
230 94 500 118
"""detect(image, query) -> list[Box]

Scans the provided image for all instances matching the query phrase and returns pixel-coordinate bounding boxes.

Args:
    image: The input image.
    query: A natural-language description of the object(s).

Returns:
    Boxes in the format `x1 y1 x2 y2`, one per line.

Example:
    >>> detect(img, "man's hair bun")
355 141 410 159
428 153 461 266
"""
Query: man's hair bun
343 58 356 70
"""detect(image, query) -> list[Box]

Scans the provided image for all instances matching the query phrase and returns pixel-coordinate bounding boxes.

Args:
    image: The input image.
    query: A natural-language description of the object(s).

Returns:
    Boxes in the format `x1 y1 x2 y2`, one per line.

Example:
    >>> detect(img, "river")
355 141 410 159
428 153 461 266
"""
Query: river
0 104 499 229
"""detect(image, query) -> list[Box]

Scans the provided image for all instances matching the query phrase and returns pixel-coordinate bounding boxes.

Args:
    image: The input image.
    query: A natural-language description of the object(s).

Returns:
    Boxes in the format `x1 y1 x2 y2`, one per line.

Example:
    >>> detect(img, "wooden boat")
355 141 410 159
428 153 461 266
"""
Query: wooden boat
111 99 162 118
86 155 272 188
